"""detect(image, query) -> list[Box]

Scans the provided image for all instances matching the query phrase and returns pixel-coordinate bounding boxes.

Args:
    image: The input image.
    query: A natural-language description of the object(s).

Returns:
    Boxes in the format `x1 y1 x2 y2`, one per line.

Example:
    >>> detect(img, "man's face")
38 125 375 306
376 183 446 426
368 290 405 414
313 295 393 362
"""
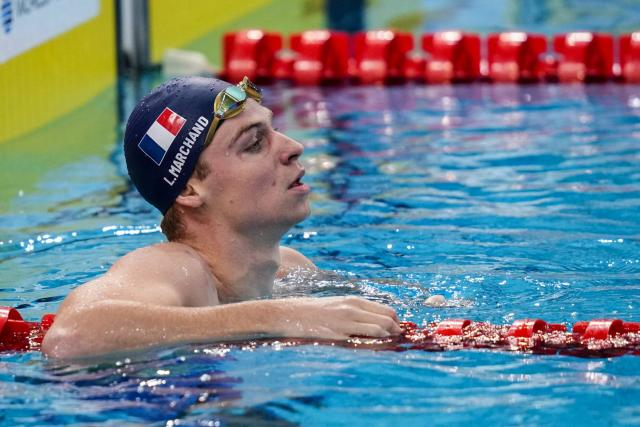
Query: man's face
197 99 311 234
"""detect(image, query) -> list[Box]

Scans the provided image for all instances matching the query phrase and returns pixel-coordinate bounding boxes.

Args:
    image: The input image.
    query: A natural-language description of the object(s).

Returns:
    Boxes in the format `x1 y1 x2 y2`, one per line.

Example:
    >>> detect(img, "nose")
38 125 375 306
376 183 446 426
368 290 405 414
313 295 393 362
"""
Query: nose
277 131 304 165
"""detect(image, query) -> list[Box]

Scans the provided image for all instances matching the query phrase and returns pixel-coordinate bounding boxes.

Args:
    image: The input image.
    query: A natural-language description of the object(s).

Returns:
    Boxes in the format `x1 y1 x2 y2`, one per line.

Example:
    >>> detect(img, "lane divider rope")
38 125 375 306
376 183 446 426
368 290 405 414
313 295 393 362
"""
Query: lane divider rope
220 29 640 84
2 307 639 357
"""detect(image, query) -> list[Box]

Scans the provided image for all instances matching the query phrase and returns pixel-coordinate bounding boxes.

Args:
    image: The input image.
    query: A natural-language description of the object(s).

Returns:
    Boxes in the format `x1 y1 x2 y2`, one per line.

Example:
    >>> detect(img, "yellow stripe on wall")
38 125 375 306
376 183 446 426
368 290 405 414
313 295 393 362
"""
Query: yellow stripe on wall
149 0 272 64
0 0 116 145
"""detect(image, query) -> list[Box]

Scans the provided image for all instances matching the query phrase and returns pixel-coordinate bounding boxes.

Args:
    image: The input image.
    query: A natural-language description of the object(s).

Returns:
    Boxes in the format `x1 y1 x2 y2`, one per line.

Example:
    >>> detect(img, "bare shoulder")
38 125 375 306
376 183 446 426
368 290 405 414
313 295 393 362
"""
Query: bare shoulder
62 242 219 310
277 246 317 278
110 242 209 279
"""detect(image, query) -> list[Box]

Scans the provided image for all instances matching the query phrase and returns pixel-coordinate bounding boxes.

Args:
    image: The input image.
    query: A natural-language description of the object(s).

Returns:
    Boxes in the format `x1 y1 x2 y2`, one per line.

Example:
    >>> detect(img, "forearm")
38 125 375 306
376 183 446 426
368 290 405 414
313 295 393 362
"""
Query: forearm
42 299 282 359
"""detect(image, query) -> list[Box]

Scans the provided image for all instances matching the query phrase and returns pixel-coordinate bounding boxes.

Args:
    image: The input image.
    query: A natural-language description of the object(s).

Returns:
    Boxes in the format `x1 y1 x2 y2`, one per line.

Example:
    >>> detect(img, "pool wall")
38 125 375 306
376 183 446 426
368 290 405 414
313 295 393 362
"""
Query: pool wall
0 0 116 145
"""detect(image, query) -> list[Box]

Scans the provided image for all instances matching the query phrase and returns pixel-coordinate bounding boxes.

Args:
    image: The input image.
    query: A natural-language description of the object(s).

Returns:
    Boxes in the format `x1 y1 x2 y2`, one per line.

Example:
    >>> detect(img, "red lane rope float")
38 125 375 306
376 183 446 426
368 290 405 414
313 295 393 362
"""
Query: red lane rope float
353 30 417 84
3 307 640 357
487 32 548 83
395 319 640 358
0 307 54 352
290 30 350 85
221 29 640 84
222 29 283 83
620 33 640 83
422 31 481 83
553 32 615 82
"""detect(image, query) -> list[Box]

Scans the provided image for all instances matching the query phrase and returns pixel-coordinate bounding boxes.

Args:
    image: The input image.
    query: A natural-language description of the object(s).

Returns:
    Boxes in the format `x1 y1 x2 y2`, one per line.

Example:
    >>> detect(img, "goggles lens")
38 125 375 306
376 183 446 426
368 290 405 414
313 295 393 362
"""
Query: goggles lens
205 76 262 145
214 85 246 118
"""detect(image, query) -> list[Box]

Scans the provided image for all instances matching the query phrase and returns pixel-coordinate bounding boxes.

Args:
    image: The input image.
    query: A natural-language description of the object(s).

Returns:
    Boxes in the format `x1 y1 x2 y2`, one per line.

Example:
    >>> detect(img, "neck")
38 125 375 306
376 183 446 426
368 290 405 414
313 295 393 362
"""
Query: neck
181 220 285 303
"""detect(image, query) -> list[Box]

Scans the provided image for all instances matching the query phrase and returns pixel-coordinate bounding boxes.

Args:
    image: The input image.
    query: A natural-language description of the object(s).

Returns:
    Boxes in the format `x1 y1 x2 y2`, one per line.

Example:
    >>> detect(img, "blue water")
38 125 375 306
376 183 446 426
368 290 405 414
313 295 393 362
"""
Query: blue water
1 82 640 426
411 0 640 34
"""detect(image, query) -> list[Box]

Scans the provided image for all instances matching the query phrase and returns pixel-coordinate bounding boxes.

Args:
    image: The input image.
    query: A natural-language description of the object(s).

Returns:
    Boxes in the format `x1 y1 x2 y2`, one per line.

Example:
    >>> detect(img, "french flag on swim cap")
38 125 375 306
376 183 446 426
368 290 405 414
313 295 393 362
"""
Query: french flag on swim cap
138 107 186 165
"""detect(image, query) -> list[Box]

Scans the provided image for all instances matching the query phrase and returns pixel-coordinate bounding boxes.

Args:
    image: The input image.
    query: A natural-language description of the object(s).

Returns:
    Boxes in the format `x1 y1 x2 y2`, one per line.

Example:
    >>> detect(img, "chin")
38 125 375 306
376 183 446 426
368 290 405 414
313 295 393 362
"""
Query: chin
287 211 310 226
298 203 312 221
284 205 311 227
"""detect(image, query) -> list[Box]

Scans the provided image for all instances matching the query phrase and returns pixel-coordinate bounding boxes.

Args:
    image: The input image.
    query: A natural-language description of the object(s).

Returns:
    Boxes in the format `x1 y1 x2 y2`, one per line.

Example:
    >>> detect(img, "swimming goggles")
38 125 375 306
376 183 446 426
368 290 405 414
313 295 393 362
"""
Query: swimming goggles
204 76 263 146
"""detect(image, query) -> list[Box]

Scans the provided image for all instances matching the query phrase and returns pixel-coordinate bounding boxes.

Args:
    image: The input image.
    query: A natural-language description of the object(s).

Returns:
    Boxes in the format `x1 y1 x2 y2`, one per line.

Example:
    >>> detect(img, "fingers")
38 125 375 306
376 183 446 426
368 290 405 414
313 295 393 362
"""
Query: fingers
343 296 400 323
283 296 402 341
424 294 446 307
350 311 402 336
315 326 350 341
348 323 395 338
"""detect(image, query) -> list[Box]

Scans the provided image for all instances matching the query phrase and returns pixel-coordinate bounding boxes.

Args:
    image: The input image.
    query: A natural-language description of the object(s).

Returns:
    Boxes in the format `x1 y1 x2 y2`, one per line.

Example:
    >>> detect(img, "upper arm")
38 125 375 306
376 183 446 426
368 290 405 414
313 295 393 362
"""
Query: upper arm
43 243 219 358
277 246 317 278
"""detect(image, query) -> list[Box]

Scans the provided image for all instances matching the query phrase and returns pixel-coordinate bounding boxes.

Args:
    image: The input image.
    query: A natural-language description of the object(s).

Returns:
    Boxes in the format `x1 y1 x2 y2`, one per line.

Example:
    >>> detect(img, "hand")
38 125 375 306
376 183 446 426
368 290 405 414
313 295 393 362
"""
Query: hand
424 295 447 307
275 296 401 340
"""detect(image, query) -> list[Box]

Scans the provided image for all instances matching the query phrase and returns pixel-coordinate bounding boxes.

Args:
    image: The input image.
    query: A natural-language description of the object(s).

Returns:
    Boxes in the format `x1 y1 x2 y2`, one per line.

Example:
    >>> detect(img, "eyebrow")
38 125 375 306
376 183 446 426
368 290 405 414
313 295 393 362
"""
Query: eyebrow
227 109 274 149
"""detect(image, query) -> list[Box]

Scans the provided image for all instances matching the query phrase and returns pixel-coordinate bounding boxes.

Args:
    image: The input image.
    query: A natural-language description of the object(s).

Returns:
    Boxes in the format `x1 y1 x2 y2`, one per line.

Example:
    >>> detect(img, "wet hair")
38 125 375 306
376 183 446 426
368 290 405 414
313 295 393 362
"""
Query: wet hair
160 159 211 241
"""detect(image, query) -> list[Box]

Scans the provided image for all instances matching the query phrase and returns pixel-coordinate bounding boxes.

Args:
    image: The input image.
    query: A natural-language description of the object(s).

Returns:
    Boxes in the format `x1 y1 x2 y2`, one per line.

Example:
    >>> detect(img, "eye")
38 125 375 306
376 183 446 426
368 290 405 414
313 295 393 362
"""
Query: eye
244 132 264 153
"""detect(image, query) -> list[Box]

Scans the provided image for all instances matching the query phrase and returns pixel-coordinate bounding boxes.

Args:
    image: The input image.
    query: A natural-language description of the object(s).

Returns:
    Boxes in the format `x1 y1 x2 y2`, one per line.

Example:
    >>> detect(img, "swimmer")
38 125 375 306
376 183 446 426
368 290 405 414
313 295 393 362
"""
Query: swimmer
42 77 402 358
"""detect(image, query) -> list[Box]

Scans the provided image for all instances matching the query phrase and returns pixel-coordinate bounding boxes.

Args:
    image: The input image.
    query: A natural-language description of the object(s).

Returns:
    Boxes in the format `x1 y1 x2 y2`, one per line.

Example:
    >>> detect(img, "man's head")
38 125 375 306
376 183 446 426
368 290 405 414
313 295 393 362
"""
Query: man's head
124 77 310 240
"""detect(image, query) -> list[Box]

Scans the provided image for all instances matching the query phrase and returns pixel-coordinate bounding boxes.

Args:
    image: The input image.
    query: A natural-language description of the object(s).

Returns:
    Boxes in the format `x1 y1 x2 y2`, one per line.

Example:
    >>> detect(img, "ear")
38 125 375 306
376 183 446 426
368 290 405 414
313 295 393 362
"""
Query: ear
174 180 204 209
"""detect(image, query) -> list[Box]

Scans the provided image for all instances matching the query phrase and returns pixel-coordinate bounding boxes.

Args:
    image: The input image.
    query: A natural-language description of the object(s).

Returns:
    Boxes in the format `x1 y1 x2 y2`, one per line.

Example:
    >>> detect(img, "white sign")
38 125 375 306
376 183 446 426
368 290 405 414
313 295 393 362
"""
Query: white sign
0 0 100 64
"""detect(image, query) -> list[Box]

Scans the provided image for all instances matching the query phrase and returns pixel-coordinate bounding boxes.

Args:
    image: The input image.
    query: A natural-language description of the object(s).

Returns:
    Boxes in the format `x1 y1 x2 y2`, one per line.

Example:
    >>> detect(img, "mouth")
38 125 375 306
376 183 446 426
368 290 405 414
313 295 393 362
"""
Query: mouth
288 170 306 189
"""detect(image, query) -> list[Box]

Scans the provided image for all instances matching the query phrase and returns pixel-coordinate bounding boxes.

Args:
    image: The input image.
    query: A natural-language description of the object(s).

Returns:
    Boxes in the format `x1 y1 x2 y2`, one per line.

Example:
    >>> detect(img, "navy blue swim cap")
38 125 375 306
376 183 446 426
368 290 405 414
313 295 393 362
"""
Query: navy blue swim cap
124 77 231 214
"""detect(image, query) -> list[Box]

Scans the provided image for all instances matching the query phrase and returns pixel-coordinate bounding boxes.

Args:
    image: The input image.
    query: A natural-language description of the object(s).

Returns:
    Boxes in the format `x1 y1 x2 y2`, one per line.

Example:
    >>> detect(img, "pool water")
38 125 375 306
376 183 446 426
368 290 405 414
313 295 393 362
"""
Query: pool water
1 82 640 426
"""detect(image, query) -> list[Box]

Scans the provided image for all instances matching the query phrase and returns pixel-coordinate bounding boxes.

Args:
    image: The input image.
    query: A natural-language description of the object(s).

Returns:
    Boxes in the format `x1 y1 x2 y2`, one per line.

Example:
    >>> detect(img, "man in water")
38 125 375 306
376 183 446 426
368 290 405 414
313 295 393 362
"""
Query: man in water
42 77 401 358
